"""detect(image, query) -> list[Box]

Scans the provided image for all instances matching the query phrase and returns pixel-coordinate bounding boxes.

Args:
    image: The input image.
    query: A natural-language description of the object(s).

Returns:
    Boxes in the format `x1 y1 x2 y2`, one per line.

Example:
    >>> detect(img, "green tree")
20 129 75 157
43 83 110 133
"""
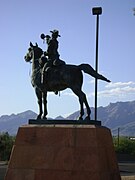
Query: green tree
0 132 15 161
113 136 135 155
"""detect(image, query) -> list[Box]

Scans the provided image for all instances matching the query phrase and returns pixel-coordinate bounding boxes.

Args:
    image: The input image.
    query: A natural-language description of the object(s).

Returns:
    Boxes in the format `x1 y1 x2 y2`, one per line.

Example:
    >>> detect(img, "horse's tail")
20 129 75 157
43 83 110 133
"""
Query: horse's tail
78 63 111 83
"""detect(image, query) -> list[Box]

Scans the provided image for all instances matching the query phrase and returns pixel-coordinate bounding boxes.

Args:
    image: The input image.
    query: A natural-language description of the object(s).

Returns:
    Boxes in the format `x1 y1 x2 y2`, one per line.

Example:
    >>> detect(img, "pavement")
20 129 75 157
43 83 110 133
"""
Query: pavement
0 162 7 180
119 162 135 176
119 162 135 180
0 162 135 180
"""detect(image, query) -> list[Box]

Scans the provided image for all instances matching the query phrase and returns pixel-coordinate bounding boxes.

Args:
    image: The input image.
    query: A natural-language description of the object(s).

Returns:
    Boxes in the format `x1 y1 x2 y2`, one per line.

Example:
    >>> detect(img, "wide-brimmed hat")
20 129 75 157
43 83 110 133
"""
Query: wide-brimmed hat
50 29 61 37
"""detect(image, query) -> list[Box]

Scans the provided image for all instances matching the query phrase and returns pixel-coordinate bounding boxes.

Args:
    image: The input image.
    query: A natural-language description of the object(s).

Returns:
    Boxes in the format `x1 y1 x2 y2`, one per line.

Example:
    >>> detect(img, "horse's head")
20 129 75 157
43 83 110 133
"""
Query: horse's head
24 42 43 62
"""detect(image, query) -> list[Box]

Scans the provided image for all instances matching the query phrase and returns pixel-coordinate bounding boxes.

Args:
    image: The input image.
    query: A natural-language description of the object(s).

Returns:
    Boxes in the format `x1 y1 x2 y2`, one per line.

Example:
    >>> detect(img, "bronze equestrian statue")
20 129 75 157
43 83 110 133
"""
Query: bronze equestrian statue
24 42 110 120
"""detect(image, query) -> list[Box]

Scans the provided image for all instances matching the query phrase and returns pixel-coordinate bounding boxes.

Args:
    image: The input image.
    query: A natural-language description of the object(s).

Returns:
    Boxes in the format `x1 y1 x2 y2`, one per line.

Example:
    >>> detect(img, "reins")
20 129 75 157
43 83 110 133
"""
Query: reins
28 58 40 77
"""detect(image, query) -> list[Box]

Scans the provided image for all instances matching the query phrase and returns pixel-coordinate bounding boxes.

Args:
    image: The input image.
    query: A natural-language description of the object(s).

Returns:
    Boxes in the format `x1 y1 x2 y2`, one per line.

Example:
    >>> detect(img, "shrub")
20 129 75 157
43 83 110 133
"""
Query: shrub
0 132 15 161
113 136 135 155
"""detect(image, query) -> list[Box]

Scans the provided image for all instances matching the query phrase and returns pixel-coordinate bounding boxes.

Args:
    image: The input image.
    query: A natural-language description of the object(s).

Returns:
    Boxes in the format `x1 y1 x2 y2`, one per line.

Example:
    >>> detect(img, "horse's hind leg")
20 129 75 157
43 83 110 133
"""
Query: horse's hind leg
42 91 47 119
83 95 91 120
71 88 84 120
81 91 91 120
72 88 91 120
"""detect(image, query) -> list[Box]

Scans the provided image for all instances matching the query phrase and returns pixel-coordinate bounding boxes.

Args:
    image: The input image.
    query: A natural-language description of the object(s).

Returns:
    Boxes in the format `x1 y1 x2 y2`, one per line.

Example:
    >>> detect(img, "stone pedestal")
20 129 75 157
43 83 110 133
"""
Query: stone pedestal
5 124 121 180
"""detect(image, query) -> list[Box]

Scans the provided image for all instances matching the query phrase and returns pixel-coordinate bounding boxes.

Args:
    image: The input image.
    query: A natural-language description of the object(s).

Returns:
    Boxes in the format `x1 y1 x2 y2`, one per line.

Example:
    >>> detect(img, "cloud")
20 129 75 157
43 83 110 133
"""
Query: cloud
87 81 135 99
105 81 135 88
98 81 135 98
62 91 75 97
97 86 135 98
88 79 95 84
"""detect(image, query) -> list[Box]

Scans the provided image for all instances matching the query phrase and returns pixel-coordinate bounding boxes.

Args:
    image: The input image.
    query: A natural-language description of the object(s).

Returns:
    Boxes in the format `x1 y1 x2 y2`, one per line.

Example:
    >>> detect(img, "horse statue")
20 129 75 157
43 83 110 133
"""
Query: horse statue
24 42 110 120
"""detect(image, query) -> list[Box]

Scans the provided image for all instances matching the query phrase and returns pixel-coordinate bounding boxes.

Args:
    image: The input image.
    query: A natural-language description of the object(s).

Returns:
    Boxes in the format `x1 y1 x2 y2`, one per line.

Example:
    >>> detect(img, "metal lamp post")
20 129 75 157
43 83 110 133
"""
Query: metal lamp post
92 7 102 121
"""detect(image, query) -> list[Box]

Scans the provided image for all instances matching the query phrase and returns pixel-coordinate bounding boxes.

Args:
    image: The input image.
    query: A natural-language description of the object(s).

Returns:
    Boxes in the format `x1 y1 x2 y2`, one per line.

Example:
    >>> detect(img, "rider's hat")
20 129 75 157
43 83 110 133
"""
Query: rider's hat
50 29 61 37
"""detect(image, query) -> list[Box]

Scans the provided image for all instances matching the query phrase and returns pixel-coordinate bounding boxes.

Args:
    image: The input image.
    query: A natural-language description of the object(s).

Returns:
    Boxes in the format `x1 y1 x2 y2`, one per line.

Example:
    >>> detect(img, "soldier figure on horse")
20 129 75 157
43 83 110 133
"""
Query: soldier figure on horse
40 30 65 94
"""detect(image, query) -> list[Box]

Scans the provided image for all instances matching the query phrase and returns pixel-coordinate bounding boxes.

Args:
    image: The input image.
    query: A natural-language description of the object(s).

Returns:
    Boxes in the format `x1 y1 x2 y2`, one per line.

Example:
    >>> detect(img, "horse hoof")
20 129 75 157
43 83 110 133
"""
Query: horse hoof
37 115 42 120
42 116 47 120
77 117 83 121
84 116 91 121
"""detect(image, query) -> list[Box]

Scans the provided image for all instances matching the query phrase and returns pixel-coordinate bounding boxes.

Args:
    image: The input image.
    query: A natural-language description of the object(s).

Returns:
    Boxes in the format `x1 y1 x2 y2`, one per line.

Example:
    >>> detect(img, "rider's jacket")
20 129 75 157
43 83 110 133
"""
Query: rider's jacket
46 37 60 60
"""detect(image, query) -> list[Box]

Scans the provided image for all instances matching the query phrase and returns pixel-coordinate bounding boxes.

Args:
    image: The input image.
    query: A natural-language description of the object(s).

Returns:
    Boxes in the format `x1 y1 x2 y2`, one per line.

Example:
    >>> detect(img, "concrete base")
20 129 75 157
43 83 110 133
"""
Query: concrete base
5 124 121 180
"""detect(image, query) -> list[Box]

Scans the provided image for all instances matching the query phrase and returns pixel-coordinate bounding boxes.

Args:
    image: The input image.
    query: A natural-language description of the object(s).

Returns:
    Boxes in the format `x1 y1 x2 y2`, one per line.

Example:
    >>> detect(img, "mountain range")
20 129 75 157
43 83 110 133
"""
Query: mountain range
0 100 135 136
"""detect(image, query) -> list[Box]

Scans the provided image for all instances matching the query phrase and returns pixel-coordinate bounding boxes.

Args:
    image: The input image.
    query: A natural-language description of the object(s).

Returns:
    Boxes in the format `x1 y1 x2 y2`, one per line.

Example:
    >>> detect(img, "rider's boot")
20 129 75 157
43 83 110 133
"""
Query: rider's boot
40 67 48 91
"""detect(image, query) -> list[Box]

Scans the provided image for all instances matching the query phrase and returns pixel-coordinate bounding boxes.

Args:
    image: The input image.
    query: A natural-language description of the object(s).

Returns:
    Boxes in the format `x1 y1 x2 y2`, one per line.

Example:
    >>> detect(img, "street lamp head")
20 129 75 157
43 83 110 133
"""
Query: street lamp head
133 8 135 15
92 7 102 15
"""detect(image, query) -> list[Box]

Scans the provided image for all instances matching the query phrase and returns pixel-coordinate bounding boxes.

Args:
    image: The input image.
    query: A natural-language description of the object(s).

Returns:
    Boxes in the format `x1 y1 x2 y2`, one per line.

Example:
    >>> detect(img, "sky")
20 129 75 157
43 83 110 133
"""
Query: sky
0 0 135 118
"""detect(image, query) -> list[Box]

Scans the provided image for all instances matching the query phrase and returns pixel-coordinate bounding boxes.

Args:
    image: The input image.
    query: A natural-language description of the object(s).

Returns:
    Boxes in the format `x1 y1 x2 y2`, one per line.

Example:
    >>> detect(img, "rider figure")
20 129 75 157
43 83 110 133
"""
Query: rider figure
45 30 60 62
40 30 61 94
41 30 61 71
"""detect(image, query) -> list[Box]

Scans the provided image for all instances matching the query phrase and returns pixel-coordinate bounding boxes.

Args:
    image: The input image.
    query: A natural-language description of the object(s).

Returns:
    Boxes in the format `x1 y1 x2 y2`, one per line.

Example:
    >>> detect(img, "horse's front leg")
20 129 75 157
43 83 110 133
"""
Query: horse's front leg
42 91 47 119
35 87 43 119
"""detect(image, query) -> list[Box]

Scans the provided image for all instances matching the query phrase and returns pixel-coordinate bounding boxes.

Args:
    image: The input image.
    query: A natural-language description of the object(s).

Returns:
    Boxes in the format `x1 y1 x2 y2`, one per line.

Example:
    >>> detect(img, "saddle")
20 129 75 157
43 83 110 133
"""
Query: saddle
41 59 66 88
53 59 66 66
43 59 65 72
